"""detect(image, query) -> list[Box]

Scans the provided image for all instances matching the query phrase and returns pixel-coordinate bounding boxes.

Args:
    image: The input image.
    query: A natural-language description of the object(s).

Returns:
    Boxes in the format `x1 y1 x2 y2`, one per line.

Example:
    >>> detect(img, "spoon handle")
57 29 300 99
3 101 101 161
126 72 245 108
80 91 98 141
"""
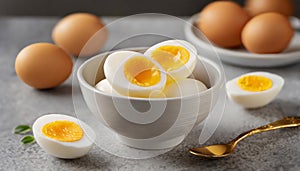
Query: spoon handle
231 116 300 145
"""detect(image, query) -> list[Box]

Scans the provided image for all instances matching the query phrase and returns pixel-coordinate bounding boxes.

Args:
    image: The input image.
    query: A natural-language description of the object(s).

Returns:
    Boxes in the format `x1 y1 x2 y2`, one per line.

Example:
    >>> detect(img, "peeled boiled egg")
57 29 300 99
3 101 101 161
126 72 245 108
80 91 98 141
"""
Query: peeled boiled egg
196 1 250 48
242 12 294 54
95 79 120 95
104 51 140 80
33 114 95 159
144 40 197 80
226 72 284 109
15 43 73 89
245 0 294 17
52 13 107 57
164 78 207 98
104 52 167 98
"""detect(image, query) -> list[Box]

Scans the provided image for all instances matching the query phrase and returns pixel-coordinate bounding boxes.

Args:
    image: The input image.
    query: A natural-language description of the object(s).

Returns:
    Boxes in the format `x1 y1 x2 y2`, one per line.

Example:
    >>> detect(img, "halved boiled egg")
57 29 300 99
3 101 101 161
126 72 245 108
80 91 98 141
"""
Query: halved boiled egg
33 114 96 159
226 72 284 108
164 78 208 98
144 40 197 80
104 52 167 98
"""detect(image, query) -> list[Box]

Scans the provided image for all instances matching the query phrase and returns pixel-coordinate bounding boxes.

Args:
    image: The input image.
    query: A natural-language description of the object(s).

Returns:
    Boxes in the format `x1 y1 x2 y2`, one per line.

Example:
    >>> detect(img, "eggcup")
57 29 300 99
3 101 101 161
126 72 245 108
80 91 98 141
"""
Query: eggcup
77 48 224 150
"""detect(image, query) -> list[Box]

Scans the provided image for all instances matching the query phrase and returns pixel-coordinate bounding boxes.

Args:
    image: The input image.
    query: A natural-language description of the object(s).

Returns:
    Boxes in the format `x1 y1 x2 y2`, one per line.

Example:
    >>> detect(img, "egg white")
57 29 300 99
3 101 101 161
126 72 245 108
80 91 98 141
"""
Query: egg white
226 72 284 108
95 79 120 95
104 50 140 82
144 40 197 80
33 114 96 159
164 78 208 98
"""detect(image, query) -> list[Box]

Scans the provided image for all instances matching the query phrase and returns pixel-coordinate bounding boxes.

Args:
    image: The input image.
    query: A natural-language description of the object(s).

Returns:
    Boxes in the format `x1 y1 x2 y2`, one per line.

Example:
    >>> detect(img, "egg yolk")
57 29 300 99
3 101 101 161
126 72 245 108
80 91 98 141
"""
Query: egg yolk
124 56 161 87
238 75 272 92
151 45 190 71
42 120 83 142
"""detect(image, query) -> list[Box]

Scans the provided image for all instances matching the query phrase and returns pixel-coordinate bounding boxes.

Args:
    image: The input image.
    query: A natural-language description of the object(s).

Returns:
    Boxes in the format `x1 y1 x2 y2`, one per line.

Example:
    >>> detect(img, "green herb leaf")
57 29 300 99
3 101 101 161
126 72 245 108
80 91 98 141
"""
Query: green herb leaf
14 125 32 134
20 135 35 145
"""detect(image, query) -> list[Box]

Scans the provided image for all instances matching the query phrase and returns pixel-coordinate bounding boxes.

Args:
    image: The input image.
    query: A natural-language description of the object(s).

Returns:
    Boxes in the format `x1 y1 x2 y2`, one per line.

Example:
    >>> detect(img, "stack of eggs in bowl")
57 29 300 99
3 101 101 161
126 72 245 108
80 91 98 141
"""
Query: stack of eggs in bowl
77 40 224 149
99 40 207 98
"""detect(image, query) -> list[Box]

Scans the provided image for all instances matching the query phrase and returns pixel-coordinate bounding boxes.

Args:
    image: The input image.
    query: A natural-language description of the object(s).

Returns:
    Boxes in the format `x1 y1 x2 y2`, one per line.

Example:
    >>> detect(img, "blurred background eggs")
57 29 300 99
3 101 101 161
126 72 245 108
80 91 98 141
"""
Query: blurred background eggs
195 0 296 55
242 12 294 54
52 13 107 57
196 1 250 48
245 0 294 17
15 43 73 89
226 72 284 109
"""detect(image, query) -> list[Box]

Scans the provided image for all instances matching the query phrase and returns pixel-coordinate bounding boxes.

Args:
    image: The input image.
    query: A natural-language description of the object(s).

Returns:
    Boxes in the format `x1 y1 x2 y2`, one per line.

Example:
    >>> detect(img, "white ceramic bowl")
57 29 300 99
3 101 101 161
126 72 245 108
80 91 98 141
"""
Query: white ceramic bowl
77 48 224 150
185 14 300 68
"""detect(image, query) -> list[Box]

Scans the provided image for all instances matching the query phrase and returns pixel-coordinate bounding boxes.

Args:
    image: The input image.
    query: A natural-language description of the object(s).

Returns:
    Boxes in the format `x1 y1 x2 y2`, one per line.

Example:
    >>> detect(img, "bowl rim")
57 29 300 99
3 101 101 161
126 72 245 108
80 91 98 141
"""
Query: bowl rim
77 47 224 101
185 13 300 60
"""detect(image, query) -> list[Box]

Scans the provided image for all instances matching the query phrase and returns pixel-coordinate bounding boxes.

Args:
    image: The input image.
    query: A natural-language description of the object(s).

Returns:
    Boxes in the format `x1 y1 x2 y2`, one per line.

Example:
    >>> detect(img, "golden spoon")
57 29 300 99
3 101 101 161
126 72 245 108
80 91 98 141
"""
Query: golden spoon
189 116 300 158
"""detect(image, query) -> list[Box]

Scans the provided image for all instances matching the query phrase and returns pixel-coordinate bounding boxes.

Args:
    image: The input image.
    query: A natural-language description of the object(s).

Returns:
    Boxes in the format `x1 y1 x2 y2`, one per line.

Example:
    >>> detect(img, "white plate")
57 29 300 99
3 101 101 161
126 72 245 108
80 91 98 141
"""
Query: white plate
185 14 300 67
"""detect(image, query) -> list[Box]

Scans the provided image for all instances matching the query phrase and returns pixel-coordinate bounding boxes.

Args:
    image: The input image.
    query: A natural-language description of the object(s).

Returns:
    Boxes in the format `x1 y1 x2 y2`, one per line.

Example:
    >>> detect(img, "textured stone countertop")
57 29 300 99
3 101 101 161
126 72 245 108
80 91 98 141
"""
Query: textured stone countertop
1 16 300 171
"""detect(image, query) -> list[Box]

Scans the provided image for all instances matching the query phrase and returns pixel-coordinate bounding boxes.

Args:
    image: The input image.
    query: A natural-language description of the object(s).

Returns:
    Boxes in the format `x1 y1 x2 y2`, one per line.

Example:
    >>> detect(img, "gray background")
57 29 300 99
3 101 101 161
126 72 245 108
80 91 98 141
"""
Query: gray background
1 0 300 170
0 0 300 17
0 17 300 171
1 16 300 170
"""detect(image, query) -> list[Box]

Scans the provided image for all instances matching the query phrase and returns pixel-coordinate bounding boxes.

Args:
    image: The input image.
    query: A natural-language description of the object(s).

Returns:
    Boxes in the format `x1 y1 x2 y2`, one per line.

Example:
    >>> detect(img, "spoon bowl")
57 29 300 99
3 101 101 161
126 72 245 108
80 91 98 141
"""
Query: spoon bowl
189 144 234 158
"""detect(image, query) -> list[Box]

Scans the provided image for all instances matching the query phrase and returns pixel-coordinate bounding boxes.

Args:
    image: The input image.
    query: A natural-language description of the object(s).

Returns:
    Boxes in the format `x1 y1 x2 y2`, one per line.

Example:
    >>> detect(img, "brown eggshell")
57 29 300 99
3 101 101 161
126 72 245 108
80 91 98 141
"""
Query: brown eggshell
196 1 250 48
52 13 107 57
242 13 294 54
245 0 294 17
15 43 73 89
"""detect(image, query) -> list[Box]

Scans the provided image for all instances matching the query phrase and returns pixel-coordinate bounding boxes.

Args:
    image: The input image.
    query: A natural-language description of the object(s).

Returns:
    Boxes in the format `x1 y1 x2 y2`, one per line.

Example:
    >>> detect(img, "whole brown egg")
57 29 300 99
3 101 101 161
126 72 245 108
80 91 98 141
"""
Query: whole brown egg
52 13 107 57
245 0 294 17
15 43 73 89
196 1 250 48
242 13 294 54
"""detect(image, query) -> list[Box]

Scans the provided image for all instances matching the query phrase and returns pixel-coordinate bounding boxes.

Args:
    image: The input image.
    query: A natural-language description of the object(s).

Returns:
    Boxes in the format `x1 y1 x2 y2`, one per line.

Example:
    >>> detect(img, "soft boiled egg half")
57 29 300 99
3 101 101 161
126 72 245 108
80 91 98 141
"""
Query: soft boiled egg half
104 51 167 98
144 40 197 80
33 114 96 159
226 72 284 109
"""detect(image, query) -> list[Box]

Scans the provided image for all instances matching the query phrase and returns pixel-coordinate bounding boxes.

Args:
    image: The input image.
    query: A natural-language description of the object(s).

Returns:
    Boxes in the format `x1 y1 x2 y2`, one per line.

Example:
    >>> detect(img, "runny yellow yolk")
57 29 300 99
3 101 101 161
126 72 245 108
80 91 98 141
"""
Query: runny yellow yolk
124 56 161 87
151 45 190 72
238 75 273 92
42 120 83 142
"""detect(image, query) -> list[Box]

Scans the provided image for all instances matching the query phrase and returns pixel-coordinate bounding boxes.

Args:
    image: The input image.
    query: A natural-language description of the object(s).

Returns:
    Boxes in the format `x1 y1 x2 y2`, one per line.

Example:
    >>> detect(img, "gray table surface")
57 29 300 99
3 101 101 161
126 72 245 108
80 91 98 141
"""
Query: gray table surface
1 16 300 171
